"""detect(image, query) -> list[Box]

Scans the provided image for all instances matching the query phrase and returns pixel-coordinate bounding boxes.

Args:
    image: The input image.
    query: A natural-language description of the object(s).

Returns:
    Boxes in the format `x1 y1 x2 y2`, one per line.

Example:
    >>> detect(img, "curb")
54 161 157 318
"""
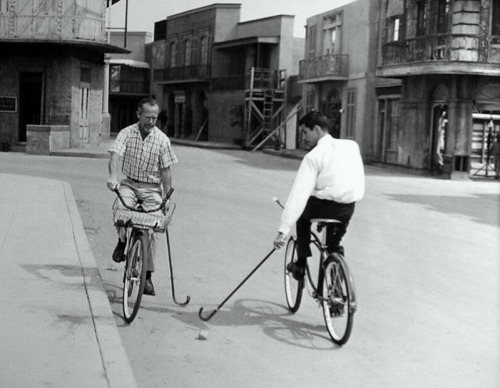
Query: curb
170 138 241 150
50 151 109 159
62 182 138 388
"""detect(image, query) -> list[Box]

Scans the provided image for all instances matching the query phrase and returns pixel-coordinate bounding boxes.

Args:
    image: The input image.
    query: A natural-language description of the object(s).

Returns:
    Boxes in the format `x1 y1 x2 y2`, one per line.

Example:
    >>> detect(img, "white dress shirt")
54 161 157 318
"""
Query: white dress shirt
278 134 365 236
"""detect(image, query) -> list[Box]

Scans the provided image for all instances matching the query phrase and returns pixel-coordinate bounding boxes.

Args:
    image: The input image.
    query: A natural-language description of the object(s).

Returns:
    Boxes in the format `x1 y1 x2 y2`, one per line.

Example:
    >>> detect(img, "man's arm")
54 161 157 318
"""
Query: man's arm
107 151 121 191
160 167 172 197
273 156 317 249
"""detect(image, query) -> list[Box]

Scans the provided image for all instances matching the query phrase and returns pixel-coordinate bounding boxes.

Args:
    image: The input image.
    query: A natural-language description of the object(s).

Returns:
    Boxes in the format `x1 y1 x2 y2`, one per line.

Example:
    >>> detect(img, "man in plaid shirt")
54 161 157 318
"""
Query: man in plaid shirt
106 97 177 296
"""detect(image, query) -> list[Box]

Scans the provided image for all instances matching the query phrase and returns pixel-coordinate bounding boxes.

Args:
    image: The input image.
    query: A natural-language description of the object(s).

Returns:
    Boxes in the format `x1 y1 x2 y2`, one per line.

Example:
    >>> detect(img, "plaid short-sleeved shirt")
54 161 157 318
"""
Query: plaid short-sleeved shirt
109 124 178 184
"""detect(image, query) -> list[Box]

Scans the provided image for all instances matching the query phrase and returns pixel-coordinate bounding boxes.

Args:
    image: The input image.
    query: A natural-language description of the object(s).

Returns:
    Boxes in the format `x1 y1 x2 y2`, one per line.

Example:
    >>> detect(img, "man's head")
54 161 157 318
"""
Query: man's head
298 110 329 150
137 98 160 133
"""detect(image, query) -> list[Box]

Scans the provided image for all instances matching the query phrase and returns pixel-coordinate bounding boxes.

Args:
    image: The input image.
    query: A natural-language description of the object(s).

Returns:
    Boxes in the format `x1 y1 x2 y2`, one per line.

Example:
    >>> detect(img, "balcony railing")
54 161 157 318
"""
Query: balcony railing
211 68 286 91
154 65 211 83
0 14 106 42
382 34 500 65
298 54 349 81
211 75 249 91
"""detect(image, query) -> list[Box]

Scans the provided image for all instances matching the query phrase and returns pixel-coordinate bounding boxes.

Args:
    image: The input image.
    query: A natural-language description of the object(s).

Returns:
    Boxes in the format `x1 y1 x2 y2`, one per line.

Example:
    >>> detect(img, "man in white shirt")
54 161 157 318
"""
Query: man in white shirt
273 110 365 279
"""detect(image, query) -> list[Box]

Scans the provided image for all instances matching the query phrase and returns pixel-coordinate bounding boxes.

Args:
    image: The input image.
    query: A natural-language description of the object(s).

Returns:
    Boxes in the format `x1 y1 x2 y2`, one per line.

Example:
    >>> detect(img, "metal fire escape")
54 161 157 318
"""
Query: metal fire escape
244 67 287 149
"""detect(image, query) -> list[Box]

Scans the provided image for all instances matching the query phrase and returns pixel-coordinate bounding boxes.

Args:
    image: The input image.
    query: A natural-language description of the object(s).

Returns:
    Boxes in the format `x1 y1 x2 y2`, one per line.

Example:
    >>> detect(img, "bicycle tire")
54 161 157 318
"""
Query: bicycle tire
321 253 354 345
122 232 148 323
284 237 304 313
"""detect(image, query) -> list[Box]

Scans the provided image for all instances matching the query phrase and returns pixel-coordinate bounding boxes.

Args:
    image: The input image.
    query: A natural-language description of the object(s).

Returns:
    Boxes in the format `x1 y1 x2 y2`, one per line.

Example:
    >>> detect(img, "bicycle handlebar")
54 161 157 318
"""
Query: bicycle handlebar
113 187 174 213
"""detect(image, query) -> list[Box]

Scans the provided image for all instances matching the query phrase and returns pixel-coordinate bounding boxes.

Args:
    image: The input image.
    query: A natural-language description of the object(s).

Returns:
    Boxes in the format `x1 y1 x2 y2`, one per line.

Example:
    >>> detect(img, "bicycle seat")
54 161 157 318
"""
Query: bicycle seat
311 218 342 233
311 218 342 224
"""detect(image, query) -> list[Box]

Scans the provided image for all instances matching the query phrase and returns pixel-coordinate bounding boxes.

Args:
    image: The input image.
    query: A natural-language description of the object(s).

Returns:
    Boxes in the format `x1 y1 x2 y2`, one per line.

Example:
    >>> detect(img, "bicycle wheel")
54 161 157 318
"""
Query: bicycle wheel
284 237 304 313
321 254 354 345
123 232 148 323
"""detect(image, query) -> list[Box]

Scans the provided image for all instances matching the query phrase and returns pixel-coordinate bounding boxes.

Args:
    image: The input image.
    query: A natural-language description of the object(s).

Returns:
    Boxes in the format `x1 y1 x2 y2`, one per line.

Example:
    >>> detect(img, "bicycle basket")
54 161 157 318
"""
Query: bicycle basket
112 198 175 233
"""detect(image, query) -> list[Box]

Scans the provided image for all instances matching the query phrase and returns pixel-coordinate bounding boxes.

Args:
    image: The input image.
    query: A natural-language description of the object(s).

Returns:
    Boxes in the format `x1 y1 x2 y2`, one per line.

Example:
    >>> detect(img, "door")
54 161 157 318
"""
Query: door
321 88 342 138
79 86 90 143
19 72 43 142
376 97 400 164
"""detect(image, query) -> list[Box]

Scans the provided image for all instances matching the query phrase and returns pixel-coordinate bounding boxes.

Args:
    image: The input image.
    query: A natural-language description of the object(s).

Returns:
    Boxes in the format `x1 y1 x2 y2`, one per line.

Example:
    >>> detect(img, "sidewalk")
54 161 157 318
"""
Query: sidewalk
0 174 136 388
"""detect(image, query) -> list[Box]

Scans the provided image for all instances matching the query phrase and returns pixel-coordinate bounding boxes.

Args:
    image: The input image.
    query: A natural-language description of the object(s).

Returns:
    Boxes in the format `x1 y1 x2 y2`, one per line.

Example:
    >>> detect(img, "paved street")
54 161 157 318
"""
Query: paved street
1 146 499 387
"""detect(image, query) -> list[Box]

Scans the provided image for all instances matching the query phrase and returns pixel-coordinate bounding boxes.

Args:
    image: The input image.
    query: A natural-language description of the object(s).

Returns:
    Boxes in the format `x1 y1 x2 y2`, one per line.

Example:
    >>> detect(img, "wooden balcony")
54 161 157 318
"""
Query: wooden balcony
379 34 500 77
154 65 210 84
298 54 349 83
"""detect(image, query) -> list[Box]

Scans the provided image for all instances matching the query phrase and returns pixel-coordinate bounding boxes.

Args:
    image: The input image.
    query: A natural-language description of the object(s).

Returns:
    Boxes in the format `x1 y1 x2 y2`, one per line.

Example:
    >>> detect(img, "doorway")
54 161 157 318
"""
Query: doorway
19 72 44 142
376 97 400 164
430 104 447 171
321 88 341 138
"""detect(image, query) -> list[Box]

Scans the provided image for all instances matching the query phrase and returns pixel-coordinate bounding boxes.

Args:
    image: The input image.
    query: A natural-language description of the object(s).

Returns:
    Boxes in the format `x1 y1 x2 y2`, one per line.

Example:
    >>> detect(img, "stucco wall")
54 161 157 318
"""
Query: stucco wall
207 90 245 143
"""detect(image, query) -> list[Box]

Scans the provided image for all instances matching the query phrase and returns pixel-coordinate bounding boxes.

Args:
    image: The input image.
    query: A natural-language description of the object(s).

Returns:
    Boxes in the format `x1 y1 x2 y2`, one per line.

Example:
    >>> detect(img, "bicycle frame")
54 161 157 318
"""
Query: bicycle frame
304 231 331 302
113 187 190 308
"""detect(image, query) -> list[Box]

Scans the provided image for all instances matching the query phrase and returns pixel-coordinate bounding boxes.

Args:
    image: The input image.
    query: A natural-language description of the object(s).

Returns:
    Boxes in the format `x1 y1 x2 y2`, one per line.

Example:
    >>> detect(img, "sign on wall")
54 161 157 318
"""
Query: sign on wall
0 97 17 112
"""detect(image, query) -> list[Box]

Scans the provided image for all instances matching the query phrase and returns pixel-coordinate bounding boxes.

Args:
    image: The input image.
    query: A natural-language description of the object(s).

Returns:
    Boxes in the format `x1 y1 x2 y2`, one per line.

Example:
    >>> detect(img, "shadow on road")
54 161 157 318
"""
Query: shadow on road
386 193 499 227
135 298 341 350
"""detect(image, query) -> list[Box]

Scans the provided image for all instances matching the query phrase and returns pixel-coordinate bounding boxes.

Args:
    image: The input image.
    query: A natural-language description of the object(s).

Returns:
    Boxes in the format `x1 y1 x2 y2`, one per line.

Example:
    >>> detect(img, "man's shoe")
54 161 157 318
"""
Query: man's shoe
112 239 127 263
286 261 305 281
143 279 156 296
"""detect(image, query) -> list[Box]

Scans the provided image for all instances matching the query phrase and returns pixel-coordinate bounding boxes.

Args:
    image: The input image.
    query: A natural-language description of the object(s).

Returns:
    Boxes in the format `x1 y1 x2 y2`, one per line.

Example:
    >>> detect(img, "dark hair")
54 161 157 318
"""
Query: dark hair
137 97 159 114
298 110 329 130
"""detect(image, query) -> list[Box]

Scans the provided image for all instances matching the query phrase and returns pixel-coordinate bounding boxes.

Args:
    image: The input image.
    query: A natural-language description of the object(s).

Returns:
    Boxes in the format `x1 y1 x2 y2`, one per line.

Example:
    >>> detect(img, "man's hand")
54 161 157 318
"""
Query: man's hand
273 232 286 250
106 177 119 191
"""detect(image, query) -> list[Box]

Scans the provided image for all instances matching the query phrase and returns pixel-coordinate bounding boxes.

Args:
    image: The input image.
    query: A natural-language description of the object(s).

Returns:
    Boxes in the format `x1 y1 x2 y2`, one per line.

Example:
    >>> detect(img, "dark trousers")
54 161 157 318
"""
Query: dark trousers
296 196 355 264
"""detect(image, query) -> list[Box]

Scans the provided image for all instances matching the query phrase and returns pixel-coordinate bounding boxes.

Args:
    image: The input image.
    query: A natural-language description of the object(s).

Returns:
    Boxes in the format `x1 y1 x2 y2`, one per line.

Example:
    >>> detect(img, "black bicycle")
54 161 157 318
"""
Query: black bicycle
113 188 189 323
275 198 356 345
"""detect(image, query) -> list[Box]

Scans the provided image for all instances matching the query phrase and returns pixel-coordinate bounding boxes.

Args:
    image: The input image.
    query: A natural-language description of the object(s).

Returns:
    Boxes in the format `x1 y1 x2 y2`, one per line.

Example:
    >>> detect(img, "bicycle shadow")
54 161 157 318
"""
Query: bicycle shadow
103 279 340 349
143 297 338 350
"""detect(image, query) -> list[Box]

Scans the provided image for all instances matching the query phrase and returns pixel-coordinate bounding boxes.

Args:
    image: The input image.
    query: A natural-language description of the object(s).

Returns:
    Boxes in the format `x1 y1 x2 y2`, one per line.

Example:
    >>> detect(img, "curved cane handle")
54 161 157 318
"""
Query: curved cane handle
198 307 217 322
175 295 191 306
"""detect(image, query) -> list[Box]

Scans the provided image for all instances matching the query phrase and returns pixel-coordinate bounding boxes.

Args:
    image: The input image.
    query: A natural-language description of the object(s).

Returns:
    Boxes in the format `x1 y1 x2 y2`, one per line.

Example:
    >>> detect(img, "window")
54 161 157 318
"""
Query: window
388 17 400 41
345 90 356 138
80 67 91 83
184 38 191 66
170 41 177 67
323 14 342 55
493 0 500 35
200 35 209 65
416 1 427 36
308 26 317 59
110 65 120 93
437 0 450 34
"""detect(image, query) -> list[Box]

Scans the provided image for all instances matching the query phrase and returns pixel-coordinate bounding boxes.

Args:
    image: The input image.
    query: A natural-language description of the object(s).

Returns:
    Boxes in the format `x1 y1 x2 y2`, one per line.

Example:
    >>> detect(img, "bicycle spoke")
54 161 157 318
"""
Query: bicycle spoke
322 255 354 345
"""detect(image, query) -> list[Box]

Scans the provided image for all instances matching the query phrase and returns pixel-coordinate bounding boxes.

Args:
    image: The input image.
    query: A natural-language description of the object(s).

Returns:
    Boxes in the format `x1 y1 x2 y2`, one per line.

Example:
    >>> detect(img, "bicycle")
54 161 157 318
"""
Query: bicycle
113 187 190 323
274 198 357 345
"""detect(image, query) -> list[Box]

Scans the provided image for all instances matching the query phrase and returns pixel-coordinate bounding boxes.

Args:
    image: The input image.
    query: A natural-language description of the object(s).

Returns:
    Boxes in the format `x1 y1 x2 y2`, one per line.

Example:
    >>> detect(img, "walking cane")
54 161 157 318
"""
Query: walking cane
198 248 276 321
166 228 190 305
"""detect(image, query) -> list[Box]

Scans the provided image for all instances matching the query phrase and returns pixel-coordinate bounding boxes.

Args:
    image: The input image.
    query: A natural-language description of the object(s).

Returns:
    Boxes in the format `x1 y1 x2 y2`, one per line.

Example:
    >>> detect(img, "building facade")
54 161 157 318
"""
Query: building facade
0 0 126 153
299 0 400 160
107 31 152 135
377 0 500 178
148 3 303 146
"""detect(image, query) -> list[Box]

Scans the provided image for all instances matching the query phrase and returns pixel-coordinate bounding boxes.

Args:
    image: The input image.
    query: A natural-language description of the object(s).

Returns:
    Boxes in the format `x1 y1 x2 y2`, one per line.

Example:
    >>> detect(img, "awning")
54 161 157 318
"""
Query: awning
107 58 150 69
